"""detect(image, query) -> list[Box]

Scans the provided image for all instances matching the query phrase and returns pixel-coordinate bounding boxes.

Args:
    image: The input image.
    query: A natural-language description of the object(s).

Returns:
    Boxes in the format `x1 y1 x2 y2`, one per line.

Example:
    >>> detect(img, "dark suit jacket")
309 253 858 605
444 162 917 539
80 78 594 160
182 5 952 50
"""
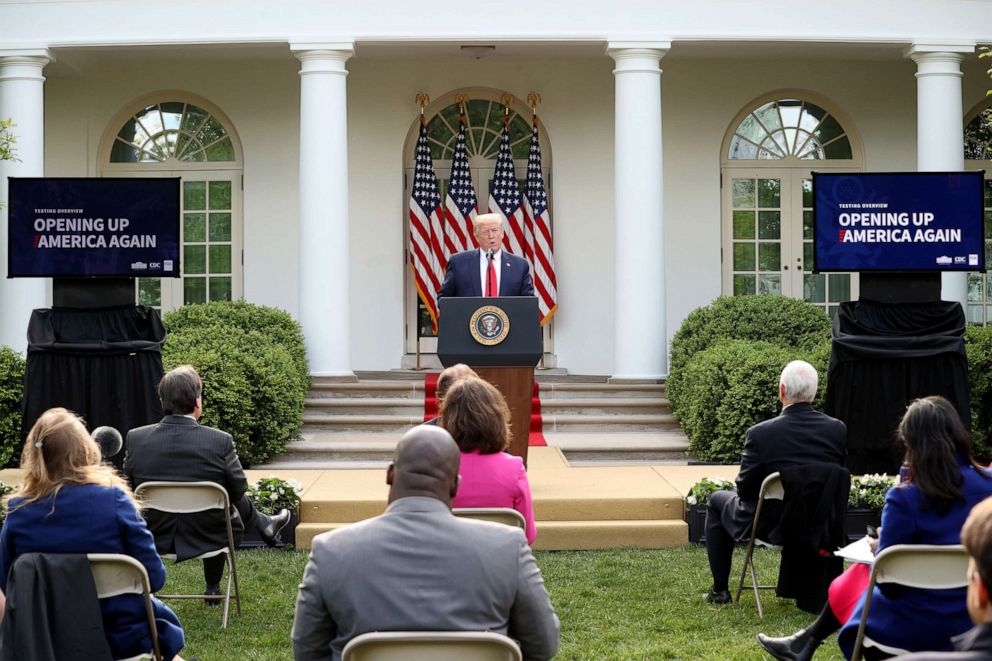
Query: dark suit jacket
124 415 248 560
438 249 535 298
718 403 847 540
900 623 992 660
291 497 559 661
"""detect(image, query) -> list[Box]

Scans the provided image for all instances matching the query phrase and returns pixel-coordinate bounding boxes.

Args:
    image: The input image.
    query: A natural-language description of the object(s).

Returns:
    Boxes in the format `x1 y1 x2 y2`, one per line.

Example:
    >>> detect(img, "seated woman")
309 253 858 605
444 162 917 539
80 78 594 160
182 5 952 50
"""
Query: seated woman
440 377 537 544
758 395 992 660
0 408 186 661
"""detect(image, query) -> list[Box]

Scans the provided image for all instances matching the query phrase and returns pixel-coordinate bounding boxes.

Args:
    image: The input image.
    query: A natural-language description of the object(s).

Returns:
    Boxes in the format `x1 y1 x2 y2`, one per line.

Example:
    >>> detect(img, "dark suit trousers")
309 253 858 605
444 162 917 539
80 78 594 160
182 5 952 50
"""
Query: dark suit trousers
203 495 260 585
705 490 741 591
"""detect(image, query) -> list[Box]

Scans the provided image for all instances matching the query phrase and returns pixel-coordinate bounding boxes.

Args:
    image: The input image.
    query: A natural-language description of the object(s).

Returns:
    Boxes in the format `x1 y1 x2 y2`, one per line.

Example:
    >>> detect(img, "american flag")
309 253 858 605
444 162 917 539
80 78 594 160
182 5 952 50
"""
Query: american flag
443 119 478 255
524 117 558 324
489 124 529 263
408 121 445 331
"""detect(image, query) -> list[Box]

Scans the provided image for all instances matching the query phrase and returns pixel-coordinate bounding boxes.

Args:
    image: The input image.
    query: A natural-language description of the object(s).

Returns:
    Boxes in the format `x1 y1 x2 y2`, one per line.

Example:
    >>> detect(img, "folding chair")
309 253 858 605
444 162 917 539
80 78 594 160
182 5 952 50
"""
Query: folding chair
134 481 241 628
87 553 162 661
453 507 527 532
850 544 969 661
342 631 522 661
734 471 783 618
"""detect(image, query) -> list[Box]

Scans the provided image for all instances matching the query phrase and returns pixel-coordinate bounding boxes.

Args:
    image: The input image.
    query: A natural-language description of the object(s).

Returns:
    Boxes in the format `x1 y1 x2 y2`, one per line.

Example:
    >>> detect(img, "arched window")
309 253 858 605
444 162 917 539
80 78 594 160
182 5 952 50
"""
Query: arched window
963 104 992 324
101 93 243 312
402 89 553 361
727 98 854 161
721 93 862 318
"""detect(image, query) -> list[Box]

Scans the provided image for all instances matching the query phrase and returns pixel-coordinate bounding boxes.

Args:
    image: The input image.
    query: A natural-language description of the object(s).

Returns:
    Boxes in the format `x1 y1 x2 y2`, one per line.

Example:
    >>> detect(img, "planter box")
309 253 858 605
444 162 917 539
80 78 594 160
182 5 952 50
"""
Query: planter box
845 507 881 543
686 504 708 544
239 510 298 549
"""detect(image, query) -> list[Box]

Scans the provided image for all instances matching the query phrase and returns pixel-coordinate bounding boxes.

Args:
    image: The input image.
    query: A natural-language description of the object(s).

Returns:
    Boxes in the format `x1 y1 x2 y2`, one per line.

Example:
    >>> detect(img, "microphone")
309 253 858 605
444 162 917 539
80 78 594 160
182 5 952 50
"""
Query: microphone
486 248 494 261
91 426 123 460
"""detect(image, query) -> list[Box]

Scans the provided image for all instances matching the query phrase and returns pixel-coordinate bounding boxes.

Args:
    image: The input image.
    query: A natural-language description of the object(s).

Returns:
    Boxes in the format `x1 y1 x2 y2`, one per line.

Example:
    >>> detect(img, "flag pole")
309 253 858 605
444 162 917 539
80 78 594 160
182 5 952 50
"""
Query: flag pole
413 92 431 372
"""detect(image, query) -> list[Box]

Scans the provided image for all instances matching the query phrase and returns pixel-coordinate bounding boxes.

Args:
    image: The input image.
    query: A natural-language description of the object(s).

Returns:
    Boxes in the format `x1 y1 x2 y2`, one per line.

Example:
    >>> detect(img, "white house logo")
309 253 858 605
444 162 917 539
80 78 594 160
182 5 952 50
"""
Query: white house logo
469 305 510 346
970 254 980 266
131 261 148 270
935 256 953 265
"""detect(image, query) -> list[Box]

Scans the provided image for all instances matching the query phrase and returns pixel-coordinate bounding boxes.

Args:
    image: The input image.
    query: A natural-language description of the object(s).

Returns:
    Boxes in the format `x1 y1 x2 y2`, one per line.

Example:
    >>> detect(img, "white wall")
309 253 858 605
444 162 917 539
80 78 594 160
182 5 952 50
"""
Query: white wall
37 46 992 374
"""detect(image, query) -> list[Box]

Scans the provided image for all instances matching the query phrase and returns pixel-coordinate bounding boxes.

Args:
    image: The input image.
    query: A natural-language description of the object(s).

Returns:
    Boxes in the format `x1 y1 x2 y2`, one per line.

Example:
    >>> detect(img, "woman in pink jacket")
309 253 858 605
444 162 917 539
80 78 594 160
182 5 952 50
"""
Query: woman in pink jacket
440 376 537 544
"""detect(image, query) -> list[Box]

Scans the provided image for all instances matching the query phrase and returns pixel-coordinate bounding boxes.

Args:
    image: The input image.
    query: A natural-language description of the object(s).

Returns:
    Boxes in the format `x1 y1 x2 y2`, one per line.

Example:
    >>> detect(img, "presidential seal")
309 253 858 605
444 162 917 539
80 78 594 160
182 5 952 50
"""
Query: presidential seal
469 305 510 346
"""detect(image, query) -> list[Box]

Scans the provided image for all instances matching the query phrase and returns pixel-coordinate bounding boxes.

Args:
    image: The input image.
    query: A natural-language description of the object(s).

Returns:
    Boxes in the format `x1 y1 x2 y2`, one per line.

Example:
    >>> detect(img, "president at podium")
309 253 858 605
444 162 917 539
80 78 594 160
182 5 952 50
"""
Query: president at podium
439 213 534 298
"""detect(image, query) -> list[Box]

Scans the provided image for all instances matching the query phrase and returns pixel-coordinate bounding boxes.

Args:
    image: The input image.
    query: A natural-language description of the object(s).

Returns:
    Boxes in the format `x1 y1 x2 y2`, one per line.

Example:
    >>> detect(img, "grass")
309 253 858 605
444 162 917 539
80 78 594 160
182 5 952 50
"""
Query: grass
165 545 845 660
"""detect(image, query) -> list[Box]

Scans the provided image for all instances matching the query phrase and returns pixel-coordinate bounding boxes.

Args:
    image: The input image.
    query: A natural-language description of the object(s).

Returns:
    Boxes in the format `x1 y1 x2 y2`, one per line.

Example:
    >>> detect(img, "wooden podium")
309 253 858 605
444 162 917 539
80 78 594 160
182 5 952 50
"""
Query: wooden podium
437 297 542 465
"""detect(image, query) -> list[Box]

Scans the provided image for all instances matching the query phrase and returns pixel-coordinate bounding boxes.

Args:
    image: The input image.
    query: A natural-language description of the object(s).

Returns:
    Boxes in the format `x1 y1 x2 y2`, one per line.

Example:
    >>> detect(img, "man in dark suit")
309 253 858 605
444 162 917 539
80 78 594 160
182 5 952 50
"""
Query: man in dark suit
704 360 847 604
438 213 534 298
900 495 992 660
291 425 559 661
125 365 291 600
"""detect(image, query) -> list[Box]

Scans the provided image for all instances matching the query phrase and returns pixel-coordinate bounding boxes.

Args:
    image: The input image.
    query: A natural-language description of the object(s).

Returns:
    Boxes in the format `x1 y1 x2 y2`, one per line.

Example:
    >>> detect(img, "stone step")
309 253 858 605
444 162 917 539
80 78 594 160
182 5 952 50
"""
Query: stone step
540 382 666 398
301 414 421 432
309 382 425 399
304 397 425 415
539 397 671 415
294 519 688 550
541 413 681 432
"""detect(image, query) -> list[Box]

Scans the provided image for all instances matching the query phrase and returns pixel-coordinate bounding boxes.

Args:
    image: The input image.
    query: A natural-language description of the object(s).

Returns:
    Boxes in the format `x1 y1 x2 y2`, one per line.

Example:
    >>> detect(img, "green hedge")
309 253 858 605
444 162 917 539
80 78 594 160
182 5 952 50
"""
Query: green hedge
675 340 805 462
0 348 25 467
668 296 832 463
669 295 831 376
163 302 310 467
965 326 992 461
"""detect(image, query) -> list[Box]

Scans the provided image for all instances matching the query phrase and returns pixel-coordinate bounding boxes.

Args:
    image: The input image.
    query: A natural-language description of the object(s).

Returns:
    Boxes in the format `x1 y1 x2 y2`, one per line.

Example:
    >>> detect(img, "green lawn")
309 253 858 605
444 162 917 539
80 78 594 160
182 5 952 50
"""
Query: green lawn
165 546 844 660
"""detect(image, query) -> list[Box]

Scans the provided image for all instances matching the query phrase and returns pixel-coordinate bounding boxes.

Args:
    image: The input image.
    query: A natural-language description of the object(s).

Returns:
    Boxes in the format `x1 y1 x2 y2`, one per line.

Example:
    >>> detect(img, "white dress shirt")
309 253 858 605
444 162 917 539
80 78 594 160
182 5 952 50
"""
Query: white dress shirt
478 248 503 296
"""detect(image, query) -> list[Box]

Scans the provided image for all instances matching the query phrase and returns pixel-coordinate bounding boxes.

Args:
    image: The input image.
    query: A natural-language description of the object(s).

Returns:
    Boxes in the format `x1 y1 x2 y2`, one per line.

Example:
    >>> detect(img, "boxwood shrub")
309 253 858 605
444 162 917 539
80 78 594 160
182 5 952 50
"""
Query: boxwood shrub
669 295 831 377
0 348 25 467
162 302 310 467
668 296 832 463
965 325 992 461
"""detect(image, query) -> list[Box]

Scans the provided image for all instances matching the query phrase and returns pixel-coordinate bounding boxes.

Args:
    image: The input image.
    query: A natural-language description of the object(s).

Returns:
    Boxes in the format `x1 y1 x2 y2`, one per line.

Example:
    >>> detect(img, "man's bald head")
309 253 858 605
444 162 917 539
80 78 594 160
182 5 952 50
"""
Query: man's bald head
386 426 461 505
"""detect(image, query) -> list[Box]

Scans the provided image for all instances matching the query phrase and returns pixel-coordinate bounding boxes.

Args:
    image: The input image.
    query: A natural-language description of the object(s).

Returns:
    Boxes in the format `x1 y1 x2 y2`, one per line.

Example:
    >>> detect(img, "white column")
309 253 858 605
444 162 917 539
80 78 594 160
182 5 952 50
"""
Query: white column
291 43 353 377
608 42 670 380
0 50 51 354
907 43 973 308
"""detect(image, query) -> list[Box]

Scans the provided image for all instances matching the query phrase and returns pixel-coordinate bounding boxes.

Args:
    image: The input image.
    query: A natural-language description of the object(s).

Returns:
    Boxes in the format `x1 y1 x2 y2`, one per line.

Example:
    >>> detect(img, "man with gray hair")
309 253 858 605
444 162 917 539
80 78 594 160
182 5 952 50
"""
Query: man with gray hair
703 360 847 604
438 213 534 298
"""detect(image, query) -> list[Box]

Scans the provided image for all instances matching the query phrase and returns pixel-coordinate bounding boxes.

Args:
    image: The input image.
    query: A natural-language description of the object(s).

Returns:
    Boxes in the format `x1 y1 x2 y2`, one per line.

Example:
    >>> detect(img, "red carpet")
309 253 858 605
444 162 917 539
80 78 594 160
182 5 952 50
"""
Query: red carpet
424 373 546 446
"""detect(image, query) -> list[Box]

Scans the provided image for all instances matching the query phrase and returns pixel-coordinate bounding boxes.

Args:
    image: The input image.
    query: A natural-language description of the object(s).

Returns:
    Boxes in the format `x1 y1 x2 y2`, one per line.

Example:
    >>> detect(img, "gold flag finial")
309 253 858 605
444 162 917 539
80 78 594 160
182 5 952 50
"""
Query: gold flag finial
415 92 430 114
527 92 542 114
455 93 470 117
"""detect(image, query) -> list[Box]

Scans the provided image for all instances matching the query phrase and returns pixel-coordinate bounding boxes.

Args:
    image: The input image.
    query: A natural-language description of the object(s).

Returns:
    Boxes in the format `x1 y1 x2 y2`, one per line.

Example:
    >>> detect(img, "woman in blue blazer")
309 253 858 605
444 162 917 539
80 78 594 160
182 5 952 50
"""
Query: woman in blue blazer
0 408 186 660
758 395 992 660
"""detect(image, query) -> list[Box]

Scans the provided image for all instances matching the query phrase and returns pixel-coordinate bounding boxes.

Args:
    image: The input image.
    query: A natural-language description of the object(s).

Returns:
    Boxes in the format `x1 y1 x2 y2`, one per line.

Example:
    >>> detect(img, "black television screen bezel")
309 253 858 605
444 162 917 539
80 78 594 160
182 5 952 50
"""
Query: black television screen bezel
811 170 986 274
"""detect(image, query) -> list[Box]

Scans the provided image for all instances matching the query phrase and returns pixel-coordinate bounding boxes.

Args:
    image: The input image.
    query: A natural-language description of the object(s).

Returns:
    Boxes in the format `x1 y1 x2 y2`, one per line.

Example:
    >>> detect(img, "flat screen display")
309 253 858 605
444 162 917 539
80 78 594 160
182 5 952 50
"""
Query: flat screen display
7 177 180 278
812 171 985 273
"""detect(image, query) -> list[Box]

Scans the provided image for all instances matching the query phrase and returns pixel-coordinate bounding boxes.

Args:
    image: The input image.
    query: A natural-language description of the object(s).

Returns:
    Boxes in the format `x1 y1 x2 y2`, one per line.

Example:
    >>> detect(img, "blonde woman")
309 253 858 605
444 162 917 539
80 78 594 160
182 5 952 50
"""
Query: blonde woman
0 408 186 660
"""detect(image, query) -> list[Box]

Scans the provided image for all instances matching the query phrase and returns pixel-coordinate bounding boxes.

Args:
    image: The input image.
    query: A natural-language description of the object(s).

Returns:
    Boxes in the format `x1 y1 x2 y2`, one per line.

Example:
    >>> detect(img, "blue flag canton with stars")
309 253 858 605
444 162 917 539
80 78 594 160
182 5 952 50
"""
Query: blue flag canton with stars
525 125 548 217
492 129 523 217
412 124 441 212
448 123 478 215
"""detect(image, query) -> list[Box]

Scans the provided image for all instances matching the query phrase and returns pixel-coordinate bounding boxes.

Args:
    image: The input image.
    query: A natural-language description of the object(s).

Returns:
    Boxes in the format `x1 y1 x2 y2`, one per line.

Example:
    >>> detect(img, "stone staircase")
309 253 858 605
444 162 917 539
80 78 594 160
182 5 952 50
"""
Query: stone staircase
260 371 689 468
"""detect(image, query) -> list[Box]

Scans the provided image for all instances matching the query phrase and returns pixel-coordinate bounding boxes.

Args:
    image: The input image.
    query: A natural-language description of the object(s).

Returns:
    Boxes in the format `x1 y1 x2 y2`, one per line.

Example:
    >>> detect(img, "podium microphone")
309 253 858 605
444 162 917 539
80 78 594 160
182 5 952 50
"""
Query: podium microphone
486 248 494 261
91 426 123 460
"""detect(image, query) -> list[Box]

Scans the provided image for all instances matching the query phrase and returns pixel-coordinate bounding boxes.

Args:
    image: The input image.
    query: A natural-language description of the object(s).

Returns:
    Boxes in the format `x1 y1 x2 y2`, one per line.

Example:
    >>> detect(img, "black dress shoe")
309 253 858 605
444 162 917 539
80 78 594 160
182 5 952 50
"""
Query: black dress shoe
756 630 820 661
258 508 291 547
204 583 222 607
703 589 732 604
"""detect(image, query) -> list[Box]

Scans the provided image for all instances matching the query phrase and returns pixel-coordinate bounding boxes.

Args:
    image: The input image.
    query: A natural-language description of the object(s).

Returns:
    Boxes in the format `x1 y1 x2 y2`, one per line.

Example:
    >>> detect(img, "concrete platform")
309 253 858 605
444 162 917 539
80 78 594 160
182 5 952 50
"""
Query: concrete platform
249 447 742 550
0 452 745 551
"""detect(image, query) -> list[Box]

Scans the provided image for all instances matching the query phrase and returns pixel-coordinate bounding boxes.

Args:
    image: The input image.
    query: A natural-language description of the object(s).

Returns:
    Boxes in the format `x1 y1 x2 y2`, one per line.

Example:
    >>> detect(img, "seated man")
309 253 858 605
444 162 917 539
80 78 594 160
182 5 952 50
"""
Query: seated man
901 495 992 660
291 426 560 661
704 360 847 604
424 363 478 426
124 365 290 602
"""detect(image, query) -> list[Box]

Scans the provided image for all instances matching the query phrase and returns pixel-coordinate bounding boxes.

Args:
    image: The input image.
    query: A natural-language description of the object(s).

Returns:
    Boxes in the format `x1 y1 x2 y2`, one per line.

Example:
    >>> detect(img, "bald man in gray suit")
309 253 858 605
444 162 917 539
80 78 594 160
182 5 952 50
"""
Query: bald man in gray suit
291 426 559 661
